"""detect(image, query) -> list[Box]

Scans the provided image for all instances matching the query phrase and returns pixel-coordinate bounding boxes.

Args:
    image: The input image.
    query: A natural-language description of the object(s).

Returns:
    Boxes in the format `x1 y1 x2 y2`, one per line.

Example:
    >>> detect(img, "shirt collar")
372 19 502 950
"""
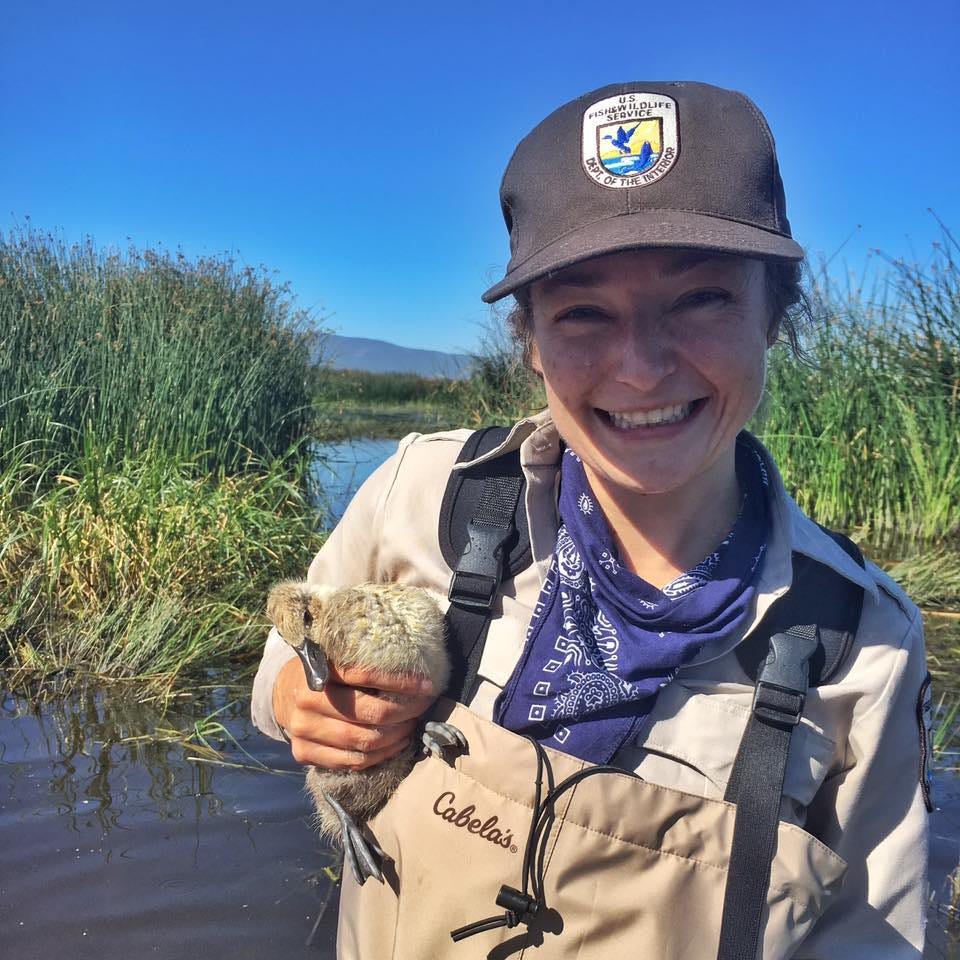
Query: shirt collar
452 409 557 471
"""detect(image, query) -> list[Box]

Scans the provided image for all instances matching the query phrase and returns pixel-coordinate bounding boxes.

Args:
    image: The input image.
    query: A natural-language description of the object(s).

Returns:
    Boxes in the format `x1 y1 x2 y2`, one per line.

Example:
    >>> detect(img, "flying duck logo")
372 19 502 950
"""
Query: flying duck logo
582 93 679 189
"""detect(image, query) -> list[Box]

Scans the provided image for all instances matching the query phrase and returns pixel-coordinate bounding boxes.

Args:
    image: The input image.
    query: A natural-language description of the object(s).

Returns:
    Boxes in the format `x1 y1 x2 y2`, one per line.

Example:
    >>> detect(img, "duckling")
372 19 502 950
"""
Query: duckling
266 581 466 885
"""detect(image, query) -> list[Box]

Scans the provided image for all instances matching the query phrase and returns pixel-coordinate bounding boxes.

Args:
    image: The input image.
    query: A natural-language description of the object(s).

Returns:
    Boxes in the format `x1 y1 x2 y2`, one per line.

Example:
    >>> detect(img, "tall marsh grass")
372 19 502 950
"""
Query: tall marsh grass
0 228 315 471
313 368 456 406
443 323 546 426
2 447 322 685
311 336 547 438
1 229 324 687
443 235 960 563
4 225 960 687
757 232 960 545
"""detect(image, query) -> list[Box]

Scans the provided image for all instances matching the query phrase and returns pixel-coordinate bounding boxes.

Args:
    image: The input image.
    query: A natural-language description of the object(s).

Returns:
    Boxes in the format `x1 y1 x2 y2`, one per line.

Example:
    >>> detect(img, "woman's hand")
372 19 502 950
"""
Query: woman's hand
273 656 436 771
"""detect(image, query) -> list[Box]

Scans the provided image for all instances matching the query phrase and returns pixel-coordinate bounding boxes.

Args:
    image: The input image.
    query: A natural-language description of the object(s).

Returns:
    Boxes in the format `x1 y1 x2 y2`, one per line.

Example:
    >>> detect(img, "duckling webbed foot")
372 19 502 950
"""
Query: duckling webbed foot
422 721 467 759
324 792 386 886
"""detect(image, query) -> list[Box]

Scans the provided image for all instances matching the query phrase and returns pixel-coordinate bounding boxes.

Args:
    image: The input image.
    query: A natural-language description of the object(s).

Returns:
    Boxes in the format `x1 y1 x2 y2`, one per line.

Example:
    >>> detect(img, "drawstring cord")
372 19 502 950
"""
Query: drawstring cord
451 736 640 943
450 736 548 942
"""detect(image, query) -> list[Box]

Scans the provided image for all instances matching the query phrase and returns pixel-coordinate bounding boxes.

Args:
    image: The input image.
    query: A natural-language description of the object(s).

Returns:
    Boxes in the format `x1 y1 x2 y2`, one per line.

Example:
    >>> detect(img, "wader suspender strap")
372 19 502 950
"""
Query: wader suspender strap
438 427 531 704
717 536 865 960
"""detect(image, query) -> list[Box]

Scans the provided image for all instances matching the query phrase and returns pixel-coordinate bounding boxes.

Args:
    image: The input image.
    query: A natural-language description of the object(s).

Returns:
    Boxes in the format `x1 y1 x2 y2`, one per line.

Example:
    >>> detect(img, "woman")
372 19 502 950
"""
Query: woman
253 81 929 958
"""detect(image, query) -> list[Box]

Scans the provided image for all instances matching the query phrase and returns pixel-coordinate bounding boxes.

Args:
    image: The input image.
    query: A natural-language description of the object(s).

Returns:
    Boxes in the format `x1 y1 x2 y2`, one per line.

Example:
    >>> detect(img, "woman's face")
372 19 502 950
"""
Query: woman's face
528 248 775 502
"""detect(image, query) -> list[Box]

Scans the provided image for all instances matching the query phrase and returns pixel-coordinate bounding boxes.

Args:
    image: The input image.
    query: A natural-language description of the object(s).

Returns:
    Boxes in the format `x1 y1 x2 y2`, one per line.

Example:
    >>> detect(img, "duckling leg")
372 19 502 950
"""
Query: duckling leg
324 792 386 886
422 721 467 758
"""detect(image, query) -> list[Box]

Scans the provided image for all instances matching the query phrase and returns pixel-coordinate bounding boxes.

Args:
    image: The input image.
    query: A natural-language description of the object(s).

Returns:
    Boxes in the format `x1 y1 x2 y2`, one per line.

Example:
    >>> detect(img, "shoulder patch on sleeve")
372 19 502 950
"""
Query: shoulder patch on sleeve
918 671 934 813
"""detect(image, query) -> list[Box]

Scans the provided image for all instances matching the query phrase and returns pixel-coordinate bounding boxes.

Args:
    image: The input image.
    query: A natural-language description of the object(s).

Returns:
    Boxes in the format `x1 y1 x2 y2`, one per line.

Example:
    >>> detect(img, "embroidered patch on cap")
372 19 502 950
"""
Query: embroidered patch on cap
581 92 679 189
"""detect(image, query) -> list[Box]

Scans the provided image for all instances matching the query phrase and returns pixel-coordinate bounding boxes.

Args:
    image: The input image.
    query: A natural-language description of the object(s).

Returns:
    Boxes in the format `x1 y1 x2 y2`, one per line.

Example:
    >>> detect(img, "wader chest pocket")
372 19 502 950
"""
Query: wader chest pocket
626 681 836 824
337 700 846 960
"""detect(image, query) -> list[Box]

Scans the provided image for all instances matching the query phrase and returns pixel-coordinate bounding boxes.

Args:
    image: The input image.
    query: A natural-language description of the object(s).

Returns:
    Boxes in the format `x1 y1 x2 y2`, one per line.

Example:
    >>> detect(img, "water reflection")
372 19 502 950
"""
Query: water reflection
3 601 959 959
0 678 340 959
5 683 235 840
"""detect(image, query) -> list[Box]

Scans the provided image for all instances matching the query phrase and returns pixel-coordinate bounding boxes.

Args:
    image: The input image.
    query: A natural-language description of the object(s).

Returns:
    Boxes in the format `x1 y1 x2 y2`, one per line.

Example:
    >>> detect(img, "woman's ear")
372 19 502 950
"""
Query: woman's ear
530 339 543 376
766 317 781 348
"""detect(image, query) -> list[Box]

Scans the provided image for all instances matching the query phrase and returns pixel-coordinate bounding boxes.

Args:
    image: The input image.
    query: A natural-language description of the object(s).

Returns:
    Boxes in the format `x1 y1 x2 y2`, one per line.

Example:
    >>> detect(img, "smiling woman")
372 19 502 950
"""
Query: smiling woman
253 81 930 960
526 249 773 584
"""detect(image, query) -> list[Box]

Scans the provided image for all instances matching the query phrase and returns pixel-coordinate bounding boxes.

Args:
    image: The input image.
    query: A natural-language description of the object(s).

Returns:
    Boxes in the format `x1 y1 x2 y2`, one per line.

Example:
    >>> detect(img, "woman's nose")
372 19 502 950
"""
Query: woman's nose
613 323 675 388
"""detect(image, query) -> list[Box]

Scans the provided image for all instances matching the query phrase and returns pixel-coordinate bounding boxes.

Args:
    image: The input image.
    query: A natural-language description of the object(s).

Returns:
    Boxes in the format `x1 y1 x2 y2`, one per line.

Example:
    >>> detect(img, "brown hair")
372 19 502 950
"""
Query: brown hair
505 257 811 372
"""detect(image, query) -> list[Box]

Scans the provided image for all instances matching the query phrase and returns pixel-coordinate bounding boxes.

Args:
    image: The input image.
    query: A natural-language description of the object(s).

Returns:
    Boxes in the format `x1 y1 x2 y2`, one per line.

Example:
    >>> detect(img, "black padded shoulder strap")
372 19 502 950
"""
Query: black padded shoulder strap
438 426 531 578
440 427 533 703
734 532 865 687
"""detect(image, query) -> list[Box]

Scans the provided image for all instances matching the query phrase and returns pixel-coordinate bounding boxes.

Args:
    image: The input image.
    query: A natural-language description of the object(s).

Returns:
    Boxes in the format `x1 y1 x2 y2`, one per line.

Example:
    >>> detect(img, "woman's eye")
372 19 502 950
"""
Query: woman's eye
555 307 609 323
676 289 731 310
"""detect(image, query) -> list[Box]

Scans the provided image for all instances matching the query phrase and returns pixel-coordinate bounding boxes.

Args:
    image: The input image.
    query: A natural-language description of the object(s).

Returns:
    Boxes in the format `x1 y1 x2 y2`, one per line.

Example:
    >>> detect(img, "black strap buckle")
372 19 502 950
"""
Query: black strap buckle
752 680 805 727
448 570 500 610
751 626 818 727
447 520 513 610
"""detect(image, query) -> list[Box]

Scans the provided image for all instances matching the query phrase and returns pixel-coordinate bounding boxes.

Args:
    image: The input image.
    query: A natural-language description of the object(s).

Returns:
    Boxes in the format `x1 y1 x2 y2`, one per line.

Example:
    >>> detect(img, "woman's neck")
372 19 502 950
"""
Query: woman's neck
582 456 742 590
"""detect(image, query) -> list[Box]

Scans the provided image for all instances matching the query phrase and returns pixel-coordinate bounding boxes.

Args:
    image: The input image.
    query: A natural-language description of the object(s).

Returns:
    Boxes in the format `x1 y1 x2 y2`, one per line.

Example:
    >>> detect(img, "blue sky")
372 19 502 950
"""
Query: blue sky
2 1 957 355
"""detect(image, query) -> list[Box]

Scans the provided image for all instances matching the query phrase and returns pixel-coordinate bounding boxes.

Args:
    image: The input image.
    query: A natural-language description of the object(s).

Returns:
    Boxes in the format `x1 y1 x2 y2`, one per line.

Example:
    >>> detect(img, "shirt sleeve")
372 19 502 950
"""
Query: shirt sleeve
249 440 412 740
797 603 929 958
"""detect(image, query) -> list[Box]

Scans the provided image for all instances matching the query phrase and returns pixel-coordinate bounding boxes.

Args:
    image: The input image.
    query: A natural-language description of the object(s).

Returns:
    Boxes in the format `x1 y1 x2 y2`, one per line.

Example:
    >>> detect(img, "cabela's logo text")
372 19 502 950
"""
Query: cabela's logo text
433 791 517 853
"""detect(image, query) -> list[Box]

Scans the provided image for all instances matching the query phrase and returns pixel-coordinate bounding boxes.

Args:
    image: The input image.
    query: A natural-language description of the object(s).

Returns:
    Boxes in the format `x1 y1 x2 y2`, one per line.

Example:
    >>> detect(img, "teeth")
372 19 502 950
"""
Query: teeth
607 403 692 429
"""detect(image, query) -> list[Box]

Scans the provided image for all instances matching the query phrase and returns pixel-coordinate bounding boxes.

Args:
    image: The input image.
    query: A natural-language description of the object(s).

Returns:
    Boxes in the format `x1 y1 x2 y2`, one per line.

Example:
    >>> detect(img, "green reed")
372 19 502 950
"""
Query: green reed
441 235 960 562
311 333 547 437
313 367 457 406
1 444 324 686
0 227 315 473
5 225 960 688
755 231 960 547
441 323 547 426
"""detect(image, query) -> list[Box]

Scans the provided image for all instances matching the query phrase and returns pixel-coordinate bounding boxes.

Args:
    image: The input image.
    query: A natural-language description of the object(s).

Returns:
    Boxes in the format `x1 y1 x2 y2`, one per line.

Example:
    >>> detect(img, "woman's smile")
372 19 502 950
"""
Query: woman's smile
600 399 702 431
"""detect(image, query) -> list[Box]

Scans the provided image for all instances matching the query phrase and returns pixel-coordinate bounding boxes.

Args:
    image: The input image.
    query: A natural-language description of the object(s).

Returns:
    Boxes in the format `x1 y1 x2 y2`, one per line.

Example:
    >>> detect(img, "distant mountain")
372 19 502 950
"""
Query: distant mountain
320 334 473 379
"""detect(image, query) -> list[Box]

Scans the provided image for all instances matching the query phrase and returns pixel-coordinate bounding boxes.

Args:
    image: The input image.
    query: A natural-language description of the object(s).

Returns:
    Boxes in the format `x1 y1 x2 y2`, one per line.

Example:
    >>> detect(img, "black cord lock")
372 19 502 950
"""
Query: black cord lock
449 886 541 943
496 885 540 919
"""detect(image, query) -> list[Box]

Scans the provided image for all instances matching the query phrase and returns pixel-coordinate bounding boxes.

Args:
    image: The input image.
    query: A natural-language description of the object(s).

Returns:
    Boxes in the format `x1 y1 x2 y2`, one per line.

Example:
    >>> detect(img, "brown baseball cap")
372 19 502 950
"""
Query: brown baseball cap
482 80 803 304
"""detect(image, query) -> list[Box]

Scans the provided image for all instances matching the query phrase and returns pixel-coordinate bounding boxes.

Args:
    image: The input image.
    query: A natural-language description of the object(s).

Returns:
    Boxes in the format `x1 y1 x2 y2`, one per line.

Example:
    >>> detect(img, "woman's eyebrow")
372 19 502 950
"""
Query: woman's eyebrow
538 270 600 293
660 252 733 277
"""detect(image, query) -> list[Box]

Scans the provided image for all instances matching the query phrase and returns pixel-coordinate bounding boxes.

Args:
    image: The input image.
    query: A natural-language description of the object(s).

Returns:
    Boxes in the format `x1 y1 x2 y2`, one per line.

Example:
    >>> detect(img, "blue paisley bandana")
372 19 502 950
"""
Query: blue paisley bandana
493 433 770 765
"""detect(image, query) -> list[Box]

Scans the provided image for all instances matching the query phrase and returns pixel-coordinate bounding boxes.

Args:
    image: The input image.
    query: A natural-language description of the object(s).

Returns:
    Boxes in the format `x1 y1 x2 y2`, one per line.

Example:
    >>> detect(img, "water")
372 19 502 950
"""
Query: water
602 149 658 176
0 440 396 959
312 438 399 525
0 680 342 960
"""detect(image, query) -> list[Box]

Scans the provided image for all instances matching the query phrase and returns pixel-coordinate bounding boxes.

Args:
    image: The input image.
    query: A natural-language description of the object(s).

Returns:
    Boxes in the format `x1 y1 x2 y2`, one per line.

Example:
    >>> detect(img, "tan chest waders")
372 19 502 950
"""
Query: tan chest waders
338 700 846 960
340 427 865 960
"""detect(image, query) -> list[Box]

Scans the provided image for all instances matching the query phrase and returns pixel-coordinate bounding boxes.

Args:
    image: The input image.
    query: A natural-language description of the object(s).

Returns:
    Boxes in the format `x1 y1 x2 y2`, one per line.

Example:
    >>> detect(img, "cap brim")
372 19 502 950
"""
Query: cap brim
481 210 805 303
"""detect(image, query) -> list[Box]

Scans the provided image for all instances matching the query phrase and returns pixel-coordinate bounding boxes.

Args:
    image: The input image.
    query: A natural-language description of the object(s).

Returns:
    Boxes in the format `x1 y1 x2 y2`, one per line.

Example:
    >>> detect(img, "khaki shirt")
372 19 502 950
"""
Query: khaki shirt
252 411 929 957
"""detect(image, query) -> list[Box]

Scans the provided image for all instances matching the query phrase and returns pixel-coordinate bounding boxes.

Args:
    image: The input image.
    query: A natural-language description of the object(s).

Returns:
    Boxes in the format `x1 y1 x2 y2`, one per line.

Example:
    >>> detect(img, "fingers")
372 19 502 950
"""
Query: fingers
313 682 434 727
286 711 416 754
332 662 436 698
289 725 415 771
292 661 435 726
274 652 438 772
